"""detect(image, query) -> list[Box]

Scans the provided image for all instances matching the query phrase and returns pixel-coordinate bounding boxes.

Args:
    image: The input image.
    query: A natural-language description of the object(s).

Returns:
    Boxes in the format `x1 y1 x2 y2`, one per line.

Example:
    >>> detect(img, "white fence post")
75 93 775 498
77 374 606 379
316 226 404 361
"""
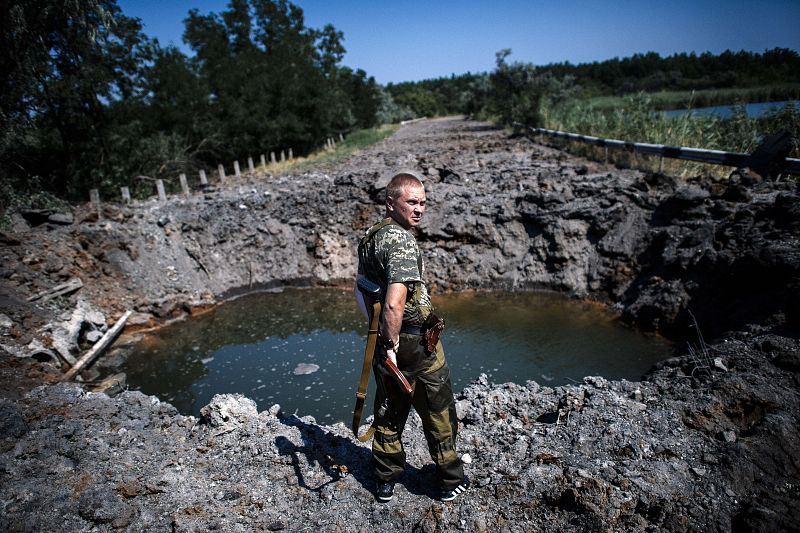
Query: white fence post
280 150 285 162
218 164 226 182
260 154 266 167
199 169 208 186
234 160 241 177
247 157 254 172
270 152 276 164
120 187 131 204
288 148 293 159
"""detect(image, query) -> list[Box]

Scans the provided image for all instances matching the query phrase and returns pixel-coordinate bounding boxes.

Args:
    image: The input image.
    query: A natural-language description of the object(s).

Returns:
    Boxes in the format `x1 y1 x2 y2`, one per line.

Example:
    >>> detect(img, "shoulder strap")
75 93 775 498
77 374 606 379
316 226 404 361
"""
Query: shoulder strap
359 217 396 247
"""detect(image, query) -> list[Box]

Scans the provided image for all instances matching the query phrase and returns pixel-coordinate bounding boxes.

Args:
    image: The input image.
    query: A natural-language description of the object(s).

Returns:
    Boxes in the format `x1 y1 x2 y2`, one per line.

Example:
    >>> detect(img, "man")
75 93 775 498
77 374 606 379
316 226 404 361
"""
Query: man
355 170 468 503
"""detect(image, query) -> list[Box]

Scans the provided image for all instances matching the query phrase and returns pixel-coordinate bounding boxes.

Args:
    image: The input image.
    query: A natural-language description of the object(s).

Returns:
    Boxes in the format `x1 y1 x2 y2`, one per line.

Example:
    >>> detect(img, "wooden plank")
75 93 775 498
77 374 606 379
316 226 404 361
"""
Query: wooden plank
60 310 132 382
27 278 83 302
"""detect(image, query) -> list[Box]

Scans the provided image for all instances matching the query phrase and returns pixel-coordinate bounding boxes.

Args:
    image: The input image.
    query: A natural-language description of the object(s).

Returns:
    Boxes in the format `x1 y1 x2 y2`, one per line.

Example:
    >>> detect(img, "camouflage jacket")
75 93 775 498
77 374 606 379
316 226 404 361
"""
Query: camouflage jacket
357 218 433 326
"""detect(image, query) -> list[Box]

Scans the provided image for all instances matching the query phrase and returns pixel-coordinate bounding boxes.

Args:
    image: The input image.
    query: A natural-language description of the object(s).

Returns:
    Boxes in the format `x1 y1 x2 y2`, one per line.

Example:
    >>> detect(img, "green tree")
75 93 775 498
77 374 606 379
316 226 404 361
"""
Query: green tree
183 0 364 157
0 0 154 198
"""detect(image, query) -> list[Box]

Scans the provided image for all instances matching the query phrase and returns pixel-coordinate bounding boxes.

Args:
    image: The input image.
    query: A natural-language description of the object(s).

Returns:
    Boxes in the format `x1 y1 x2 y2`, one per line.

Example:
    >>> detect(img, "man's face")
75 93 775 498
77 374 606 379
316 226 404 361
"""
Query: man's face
388 184 426 230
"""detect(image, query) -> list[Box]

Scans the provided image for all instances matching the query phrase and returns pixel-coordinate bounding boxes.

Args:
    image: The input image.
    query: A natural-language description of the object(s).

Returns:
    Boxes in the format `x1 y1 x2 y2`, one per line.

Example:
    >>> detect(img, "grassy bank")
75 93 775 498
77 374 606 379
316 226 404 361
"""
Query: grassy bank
540 94 799 178
278 125 400 173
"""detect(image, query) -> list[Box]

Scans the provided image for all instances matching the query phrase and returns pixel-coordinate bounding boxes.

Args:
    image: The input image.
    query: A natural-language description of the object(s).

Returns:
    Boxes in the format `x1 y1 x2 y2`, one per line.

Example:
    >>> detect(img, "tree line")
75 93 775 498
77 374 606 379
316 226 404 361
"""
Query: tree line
1 0 395 205
387 48 800 120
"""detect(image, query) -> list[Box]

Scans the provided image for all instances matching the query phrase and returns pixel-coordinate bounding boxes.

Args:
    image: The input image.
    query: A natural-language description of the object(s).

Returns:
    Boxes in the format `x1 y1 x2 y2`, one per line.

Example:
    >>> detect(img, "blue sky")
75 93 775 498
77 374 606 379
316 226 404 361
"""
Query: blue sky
118 0 800 84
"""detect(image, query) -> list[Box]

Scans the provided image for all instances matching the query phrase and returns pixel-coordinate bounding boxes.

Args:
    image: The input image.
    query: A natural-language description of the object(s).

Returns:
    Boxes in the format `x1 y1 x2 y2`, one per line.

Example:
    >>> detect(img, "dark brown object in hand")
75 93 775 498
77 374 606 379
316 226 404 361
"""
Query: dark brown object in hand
377 357 413 395
420 313 445 354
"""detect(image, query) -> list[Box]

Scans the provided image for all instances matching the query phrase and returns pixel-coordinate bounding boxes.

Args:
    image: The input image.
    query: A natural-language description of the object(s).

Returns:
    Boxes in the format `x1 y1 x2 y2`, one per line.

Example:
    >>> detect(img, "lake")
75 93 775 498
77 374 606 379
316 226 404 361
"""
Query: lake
663 100 799 119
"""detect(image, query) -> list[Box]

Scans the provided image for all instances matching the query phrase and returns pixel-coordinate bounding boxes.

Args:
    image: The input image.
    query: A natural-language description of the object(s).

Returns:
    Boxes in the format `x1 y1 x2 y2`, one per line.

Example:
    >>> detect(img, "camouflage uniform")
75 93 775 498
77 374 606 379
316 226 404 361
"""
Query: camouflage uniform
358 218 465 490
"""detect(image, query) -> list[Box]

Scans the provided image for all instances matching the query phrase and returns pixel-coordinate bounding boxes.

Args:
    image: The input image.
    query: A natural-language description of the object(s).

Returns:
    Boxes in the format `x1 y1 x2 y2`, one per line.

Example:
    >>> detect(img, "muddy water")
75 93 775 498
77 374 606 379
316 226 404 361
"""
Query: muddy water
124 289 673 423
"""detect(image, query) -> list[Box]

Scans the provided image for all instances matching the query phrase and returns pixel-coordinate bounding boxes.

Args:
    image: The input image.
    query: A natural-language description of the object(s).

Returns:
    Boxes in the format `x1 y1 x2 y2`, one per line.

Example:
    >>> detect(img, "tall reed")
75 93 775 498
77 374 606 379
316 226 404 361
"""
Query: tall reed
541 94 799 178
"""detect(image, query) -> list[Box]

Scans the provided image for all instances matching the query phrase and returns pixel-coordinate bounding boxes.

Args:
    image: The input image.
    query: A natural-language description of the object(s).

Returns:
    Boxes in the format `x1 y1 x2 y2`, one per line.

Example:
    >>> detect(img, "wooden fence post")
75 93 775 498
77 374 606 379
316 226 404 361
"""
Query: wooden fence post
179 173 189 195
199 169 208 186
156 180 167 202
234 160 241 177
120 187 131 204
260 154 266 167
218 164 226 182
89 189 101 218
247 157 254 172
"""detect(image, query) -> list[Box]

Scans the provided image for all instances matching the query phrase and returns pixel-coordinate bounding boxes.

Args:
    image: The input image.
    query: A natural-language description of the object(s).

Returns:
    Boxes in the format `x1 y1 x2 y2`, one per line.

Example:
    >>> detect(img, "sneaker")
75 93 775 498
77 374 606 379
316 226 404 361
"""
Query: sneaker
376 481 395 502
440 477 470 502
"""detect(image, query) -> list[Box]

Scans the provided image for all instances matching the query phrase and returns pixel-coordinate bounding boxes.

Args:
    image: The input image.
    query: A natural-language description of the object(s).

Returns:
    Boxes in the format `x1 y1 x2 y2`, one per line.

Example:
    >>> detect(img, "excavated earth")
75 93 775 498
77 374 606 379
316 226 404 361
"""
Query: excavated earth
1 117 799 531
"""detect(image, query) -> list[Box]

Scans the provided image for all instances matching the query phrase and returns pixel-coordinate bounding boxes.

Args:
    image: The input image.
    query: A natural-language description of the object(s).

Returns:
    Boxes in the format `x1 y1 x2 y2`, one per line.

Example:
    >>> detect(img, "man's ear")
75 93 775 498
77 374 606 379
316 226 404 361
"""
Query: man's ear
386 196 395 212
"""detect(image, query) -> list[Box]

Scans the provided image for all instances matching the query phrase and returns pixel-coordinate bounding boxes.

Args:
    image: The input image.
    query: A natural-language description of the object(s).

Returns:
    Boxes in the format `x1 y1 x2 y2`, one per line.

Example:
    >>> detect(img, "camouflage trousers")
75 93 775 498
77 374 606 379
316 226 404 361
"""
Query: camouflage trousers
372 334 464 490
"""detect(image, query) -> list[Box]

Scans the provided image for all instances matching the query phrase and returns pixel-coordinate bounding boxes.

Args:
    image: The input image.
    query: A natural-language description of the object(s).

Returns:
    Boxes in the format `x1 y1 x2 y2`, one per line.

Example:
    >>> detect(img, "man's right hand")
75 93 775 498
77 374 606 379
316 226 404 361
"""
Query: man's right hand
378 336 399 367
385 348 398 368
376 347 413 396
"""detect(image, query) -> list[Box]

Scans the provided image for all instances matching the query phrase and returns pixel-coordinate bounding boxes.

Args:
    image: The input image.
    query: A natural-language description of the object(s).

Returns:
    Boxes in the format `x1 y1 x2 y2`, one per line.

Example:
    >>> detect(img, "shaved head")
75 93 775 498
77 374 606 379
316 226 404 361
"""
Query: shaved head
386 171 424 202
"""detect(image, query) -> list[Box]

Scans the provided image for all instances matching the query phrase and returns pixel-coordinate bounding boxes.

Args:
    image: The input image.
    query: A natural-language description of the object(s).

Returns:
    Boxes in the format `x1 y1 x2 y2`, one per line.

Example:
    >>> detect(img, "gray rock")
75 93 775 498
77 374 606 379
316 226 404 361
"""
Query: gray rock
47 212 74 225
200 394 258 428
84 330 103 343
78 486 135 526
0 400 27 438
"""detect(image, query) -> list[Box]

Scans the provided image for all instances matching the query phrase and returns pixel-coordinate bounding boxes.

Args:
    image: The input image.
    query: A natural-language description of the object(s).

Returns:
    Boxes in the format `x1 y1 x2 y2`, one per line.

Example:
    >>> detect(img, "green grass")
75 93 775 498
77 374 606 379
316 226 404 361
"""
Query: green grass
280 125 400 172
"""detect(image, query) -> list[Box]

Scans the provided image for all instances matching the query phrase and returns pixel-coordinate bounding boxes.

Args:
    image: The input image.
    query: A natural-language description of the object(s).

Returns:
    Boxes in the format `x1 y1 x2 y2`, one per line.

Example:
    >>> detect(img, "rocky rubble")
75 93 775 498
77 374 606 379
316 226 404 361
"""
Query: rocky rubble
0 117 799 531
1 333 798 531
